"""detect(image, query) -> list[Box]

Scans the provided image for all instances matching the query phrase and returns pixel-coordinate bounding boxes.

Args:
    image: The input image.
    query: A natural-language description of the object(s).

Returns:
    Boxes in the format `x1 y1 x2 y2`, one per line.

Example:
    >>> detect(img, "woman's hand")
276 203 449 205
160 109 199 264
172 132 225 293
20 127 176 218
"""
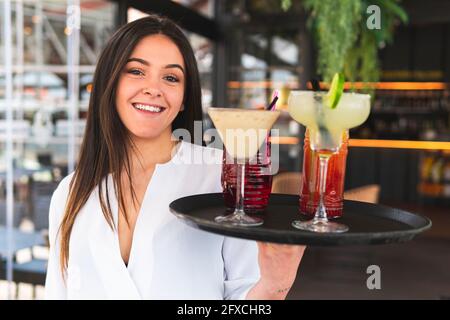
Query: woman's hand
246 242 306 300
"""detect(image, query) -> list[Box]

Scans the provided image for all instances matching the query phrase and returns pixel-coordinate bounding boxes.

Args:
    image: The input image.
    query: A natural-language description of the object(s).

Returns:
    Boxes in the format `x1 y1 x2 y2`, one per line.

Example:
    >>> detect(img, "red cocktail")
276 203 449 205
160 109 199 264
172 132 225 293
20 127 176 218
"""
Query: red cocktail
222 140 272 213
300 129 348 218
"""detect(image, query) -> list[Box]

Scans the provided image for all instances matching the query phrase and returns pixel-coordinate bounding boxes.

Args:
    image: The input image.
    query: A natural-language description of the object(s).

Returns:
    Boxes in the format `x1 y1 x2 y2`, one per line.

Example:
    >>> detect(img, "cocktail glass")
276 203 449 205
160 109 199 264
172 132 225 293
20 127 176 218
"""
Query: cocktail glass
208 108 280 226
222 140 273 213
300 128 349 219
288 91 370 233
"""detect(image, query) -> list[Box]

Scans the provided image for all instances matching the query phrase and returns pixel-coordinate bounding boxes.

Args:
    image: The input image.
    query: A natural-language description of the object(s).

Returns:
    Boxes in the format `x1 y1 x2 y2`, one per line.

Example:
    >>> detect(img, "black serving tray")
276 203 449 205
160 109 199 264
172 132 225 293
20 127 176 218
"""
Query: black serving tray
169 193 432 246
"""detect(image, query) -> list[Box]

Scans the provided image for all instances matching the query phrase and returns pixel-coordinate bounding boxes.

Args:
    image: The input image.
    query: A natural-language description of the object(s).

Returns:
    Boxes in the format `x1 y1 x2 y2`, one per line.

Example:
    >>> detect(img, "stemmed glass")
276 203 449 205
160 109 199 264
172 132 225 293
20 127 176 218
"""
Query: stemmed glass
288 91 370 233
208 108 280 227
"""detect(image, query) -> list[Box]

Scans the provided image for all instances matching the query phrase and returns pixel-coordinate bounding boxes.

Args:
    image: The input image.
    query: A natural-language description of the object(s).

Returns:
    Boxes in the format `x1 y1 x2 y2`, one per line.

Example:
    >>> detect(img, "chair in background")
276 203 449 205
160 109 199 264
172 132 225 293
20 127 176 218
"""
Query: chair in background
344 184 380 204
272 172 381 204
0 246 48 299
271 172 302 195
13 259 47 298
12 240 49 298
0 200 47 298
11 182 55 298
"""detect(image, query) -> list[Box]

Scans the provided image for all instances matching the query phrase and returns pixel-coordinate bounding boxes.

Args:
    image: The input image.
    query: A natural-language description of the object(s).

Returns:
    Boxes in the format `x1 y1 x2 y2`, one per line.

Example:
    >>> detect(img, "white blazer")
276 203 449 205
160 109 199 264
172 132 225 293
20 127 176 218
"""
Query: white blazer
45 141 260 300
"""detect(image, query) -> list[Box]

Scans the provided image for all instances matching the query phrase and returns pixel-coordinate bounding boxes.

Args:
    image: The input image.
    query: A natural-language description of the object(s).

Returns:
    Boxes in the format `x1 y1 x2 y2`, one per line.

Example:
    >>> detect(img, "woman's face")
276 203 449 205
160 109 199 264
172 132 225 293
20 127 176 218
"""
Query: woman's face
116 34 185 141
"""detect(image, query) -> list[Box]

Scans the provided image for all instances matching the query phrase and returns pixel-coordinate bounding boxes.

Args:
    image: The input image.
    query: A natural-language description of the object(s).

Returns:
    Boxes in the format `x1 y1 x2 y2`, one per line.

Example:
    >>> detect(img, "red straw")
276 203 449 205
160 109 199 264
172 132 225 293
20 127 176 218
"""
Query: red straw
267 90 279 111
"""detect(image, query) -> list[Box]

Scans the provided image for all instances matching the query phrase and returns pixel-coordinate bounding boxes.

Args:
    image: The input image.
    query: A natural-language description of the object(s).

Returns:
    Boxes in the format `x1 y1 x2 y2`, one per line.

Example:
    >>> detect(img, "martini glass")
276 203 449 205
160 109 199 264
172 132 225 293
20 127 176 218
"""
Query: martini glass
208 108 280 226
288 91 370 233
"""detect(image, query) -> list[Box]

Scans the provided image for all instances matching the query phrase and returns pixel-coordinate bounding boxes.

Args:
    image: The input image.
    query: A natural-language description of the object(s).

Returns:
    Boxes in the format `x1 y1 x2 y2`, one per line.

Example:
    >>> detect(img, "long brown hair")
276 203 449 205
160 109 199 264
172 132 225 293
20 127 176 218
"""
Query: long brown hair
58 14 203 274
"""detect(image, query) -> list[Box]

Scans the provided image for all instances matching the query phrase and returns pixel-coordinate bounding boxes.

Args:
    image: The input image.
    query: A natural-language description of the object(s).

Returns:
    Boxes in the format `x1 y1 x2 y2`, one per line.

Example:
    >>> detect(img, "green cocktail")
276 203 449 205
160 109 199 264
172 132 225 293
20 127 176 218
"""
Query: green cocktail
288 90 370 233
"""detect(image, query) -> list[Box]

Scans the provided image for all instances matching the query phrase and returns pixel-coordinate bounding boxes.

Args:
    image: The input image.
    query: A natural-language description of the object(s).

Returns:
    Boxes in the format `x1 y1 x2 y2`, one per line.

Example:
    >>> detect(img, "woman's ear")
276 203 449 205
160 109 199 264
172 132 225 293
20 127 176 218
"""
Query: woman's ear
180 103 185 111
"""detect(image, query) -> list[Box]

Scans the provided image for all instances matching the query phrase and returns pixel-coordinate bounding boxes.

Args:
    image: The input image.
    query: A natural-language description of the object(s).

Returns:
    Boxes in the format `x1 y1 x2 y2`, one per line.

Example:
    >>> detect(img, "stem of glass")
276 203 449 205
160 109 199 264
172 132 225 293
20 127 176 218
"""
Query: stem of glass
234 161 245 216
315 154 330 221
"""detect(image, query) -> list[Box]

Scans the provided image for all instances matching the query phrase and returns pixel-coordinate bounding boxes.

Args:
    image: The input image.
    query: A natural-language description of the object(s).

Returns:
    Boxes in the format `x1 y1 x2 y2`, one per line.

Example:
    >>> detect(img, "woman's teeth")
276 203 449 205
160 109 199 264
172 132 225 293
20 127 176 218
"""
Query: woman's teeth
133 103 165 113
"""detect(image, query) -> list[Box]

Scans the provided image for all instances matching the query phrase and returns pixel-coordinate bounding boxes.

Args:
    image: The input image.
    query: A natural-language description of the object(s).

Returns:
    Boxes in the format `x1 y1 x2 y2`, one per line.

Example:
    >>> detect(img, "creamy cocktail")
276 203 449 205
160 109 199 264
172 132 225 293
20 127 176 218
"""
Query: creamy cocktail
208 108 280 226
208 108 280 160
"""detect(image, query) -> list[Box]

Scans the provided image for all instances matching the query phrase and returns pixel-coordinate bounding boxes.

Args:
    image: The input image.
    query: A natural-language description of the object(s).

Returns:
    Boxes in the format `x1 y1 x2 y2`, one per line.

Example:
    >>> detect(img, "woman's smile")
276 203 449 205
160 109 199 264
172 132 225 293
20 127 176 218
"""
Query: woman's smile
132 102 167 115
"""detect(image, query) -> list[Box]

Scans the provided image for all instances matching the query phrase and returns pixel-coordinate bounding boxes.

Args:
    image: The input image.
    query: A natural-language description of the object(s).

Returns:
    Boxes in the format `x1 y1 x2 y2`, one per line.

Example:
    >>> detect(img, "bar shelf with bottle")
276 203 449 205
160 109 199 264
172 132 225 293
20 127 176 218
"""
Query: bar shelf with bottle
354 83 450 141
418 150 450 203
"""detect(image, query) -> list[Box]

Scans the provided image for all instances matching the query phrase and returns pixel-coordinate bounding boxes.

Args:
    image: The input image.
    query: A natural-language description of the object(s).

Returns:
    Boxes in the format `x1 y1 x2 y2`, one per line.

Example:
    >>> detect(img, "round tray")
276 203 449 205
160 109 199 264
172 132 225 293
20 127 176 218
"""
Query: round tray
169 193 432 246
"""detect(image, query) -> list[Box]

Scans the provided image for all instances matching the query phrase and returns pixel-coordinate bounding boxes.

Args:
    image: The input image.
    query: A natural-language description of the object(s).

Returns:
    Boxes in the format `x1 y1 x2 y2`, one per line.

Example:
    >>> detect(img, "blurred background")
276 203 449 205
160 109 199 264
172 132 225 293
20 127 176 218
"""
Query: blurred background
0 0 449 300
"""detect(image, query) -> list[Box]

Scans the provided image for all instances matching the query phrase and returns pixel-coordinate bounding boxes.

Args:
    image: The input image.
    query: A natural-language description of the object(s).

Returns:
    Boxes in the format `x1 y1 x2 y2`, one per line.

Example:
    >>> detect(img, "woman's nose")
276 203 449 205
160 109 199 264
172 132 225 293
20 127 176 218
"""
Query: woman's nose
142 86 162 97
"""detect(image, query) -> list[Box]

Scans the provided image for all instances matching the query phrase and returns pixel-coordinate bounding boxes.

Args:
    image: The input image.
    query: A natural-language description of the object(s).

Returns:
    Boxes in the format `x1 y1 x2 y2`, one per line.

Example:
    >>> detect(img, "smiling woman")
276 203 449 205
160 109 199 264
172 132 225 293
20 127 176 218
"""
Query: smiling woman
44 14 305 300
116 34 186 141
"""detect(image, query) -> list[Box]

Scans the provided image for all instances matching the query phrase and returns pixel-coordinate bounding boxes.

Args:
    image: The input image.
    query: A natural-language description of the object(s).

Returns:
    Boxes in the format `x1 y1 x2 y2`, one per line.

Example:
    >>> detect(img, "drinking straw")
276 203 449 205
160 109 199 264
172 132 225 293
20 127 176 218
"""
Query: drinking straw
310 78 321 91
267 90 279 111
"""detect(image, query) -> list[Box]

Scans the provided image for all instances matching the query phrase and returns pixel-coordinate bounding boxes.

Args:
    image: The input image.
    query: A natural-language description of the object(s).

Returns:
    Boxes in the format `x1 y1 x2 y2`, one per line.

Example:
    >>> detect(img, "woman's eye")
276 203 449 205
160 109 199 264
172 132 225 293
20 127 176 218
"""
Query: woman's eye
164 75 179 83
128 68 144 76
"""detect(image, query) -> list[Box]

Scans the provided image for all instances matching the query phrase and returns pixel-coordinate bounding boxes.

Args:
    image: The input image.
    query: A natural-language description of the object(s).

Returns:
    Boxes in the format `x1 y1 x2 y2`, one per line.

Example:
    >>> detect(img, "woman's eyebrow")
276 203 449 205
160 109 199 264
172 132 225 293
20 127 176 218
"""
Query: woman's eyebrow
164 64 185 74
127 57 149 66
126 58 185 74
